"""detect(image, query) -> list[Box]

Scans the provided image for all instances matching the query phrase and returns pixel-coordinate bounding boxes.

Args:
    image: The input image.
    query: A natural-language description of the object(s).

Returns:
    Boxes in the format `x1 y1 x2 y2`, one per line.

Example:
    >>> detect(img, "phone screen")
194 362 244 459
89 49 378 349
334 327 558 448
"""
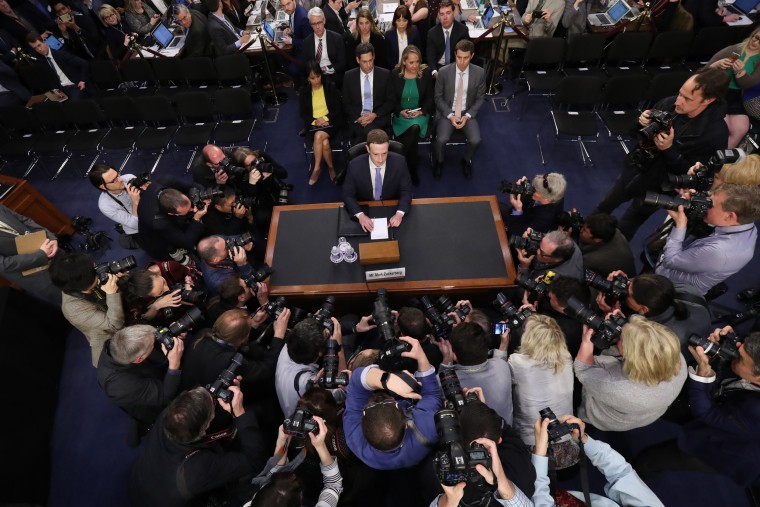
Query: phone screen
47 37 64 50
492 322 508 334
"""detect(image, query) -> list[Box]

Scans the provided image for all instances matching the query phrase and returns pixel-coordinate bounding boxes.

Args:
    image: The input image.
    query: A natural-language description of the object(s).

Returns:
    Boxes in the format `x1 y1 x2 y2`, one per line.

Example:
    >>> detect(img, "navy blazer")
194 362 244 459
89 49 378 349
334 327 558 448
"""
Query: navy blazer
301 29 346 78
322 3 347 34
341 65 395 125
384 27 421 69
425 20 468 72
389 65 435 117
207 13 241 56
35 47 88 89
289 4 313 53
343 151 413 216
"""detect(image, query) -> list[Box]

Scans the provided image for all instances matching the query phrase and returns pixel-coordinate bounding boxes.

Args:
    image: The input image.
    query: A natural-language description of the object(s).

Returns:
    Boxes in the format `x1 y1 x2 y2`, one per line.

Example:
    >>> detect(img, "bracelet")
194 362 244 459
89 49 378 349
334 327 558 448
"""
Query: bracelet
352 324 358 334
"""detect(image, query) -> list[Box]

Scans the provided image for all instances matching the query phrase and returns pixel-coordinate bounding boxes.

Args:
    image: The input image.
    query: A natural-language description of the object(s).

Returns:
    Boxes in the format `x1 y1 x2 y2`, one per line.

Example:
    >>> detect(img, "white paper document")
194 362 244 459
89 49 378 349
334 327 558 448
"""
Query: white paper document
382 3 397 13
371 218 389 240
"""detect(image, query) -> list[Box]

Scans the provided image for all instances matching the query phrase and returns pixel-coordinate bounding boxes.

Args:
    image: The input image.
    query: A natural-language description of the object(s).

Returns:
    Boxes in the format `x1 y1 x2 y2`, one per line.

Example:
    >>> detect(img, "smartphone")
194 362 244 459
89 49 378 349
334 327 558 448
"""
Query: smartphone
46 37 64 50
408 107 421 113
729 51 741 62
58 12 72 23
492 322 508 335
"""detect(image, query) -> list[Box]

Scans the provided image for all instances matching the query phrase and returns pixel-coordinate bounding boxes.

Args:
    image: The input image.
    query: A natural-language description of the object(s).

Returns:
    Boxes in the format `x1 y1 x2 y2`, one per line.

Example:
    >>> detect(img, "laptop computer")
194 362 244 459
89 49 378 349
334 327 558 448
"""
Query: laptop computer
151 22 185 49
266 0 277 19
587 0 631 26
264 20 284 41
472 3 495 28
726 0 760 22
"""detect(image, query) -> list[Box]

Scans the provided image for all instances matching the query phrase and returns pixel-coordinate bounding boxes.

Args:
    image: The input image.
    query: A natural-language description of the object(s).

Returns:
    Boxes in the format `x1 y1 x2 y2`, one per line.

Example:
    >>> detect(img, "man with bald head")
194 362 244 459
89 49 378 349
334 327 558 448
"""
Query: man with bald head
191 144 236 188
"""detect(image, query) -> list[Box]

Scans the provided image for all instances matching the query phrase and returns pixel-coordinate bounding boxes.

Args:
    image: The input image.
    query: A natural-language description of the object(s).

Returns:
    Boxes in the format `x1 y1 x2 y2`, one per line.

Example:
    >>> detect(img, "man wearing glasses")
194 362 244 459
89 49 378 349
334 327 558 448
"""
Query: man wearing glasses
515 229 583 281
172 3 211 58
502 172 567 237
301 7 345 84
88 163 145 250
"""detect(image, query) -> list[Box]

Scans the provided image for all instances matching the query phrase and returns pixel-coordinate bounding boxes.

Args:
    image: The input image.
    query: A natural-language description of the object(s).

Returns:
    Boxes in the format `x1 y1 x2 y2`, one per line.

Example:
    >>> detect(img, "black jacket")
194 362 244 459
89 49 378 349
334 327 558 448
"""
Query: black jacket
298 78 343 129
425 20 468 72
301 29 346 80
344 31 388 70
389 65 435 117
34 47 89 89
503 198 564 237
96 340 181 426
322 2 347 34
580 229 636 277
341 65 395 125
182 9 213 58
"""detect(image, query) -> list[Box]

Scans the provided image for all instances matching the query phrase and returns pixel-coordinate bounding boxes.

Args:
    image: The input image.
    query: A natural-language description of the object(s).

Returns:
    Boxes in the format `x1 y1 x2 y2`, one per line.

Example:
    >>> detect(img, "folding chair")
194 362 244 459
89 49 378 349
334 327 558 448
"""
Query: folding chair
212 87 256 146
563 33 607 77
642 71 692 109
100 96 146 172
88 59 124 98
643 31 693 74
180 56 219 90
30 101 77 179
151 57 188 97
602 31 653 76
173 91 217 171
61 99 111 177
516 37 566 119
0 106 43 177
119 58 158 96
596 74 651 154
134 95 179 174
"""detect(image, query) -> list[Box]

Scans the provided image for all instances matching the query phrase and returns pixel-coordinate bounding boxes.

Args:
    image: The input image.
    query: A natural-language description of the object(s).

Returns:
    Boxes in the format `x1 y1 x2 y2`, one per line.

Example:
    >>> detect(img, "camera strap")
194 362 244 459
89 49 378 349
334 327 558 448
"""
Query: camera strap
293 368 315 397
577 439 592 506
380 371 422 395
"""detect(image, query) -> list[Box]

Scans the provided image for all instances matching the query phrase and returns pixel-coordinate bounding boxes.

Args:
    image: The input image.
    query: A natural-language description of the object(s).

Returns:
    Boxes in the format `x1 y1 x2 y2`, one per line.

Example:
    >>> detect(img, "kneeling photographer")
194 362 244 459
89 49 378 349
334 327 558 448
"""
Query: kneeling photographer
197 234 260 294
515 229 583 281
500 173 567 237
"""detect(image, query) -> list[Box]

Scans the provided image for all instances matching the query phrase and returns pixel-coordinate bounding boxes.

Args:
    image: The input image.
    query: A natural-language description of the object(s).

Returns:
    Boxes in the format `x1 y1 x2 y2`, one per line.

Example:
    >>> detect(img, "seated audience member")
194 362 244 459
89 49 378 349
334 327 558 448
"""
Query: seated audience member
522 0 564 37
575 315 687 431
52 0 102 59
119 261 201 325
507 315 573 445
390 44 433 185
97 324 184 428
344 10 387 70
439 322 514 424
26 31 89 100
136 180 208 263
275 316 346 416
88 164 142 250
50 252 125 367
207 0 250 56
385 6 420 68
98 4 136 60
342 42 394 145
246 418 343 507
449 0 476 23
342 129 413 232
221 0 246 29
541 275 589 357
299 60 342 186
0 59 32 106
596 272 711 353
579 212 635 277
124 0 159 36
714 153 760 186
128 385 267 506
0 0 50 49
197 235 256 293
516 229 584 280
404 0 429 53
532 414 665 507
636 326 760 487
561 0 590 36
173 3 212 58
0 203 61 306
343 336 441 469
655 183 760 295
425 1 466 75
203 187 256 236
502 173 566 237
323 0 357 34
429 437 532 507
281 0 312 54
301 8 345 85
432 39 485 179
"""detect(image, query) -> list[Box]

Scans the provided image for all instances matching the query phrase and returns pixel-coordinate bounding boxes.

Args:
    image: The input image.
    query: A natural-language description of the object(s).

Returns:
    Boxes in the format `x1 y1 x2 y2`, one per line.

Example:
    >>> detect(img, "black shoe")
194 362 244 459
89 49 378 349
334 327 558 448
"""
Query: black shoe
433 162 443 180
461 158 473 180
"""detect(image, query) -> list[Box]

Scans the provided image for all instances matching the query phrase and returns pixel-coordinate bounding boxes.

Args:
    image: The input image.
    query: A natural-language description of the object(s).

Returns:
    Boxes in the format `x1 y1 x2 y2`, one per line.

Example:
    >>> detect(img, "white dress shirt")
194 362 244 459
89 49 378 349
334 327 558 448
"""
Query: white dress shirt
396 30 407 64
46 52 74 87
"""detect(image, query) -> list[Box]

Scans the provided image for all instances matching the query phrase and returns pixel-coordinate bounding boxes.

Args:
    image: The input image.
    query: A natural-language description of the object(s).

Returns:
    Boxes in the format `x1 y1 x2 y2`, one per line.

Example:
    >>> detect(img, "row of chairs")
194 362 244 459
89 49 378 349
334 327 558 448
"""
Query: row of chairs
0 88 256 180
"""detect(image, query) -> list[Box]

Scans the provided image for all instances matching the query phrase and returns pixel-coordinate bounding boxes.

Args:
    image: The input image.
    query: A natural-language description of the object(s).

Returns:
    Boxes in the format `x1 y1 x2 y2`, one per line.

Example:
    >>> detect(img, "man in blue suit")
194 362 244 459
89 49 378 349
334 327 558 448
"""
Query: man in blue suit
26 31 88 100
281 0 312 53
343 129 413 232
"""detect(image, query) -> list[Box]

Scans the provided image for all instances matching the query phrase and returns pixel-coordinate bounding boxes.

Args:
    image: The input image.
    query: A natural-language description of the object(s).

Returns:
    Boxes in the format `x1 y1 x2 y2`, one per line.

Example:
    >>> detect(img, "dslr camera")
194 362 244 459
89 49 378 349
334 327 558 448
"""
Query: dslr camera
127 172 151 192
509 230 544 256
188 187 224 211
436 295 470 323
433 409 492 486
155 306 204 350
206 352 246 403
242 263 274 294
419 295 454 339
565 296 626 349
539 407 579 442
95 256 137 284
493 292 533 330
667 149 744 192
225 232 253 250
283 407 319 437
556 210 585 232
312 296 336 334
640 110 678 142
373 289 413 371
262 296 287 319
516 270 555 300
688 331 740 362
318 338 348 388
439 369 478 412
584 269 628 305
500 179 535 198
233 194 256 209
643 191 712 222
215 157 250 178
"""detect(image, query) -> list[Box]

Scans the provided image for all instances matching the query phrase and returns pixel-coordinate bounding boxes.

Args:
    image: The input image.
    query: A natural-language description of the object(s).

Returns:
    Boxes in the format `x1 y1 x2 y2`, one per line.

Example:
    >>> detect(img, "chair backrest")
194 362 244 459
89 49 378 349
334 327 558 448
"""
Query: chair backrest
644 71 691 106
32 101 70 130
554 75 606 107
0 106 41 132
174 91 215 120
604 32 654 66
347 140 405 161
150 57 186 86
687 26 749 64
598 74 651 108
100 95 141 123
88 59 122 90
181 57 218 87
214 53 252 85
564 33 606 68
120 58 157 85
523 37 566 69
63 99 107 127
135 95 178 124
212 87 253 117
645 30 694 64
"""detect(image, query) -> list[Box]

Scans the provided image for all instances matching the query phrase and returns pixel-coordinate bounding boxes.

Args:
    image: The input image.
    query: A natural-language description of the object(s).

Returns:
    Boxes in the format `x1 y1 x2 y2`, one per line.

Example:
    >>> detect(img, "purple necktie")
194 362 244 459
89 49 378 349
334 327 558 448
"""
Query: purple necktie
374 167 382 200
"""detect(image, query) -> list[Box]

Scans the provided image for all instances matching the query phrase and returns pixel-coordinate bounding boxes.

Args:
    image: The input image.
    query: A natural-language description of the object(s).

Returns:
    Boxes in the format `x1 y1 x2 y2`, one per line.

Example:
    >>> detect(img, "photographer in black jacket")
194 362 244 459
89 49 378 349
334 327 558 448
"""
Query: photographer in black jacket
594 67 730 240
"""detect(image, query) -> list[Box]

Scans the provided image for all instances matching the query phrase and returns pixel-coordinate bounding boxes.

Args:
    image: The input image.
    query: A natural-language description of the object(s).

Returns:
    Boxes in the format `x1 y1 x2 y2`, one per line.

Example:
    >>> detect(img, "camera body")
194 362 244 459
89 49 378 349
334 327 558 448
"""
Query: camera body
206 352 246 403
688 331 740 362
539 407 578 442
216 157 250 178
168 282 207 306
188 187 224 211
436 295 470 322
95 256 137 284
318 338 348 388
262 296 287 319
492 292 533 330
154 306 204 350
509 230 544 256
500 179 536 198
668 149 744 192
584 269 628 305
640 110 678 141
565 296 626 349
242 263 274 294
233 194 256 209
283 407 319 437
312 296 336 334
516 270 554 300
556 210 585 231
127 172 151 192
433 409 492 486
419 295 454 339
225 232 253 250
643 191 712 222
439 369 478 412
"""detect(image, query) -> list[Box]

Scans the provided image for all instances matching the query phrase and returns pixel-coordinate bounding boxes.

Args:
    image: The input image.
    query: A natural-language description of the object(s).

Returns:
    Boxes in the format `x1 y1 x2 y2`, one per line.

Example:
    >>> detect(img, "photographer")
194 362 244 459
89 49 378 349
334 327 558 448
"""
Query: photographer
197 235 256 294
206 276 269 324
575 315 686 432
191 144 237 188
275 316 346 417
136 179 209 263
88 164 144 250
655 183 760 295
532 415 665 507
541 275 589 357
202 186 255 237
50 252 125 367
343 336 441 470
516 229 583 281
713 153 760 187
438 322 514 424
579 212 635 277
502 173 566 237
594 67 730 240
96 324 184 431
128 384 267 506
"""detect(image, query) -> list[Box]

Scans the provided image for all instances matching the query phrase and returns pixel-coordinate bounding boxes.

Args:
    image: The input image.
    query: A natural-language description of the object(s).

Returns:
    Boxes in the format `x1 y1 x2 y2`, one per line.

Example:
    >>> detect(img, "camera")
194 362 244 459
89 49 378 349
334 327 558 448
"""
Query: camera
95 255 137 284
531 9 544 19
643 191 712 222
216 157 249 178
127 172 151 191
242 263 274 294
188 187 224 211
419 295 454 339
640 110 677 141
251 156 274 174
433 409 492 486
371 289 396 343
233 194 256 209
167 282 207 306
225 232 253 250
492 292 533 330
565 296 626 349
283 407 319 437
376 338 412 372
516 270 555 300
206 352 246 403
318 338 348 388
155 306 204 350
499 179 535 198
509 230 544 256
312 296 336 334
439 369 478 412
688 331 740 362
539 407 579 442
262 296 287 319
556 210 585 232
667 150 744 192
72 215 111 251
275 181 292 205
584 269 628 305
436 295 470 323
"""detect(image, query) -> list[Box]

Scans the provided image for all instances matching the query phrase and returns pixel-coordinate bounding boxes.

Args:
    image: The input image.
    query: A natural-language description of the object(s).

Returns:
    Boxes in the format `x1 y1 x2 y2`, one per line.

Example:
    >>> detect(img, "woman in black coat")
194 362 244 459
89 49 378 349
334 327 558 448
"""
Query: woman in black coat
98 4 135 60
299 60 343 186
343 9 388 70
385 5 421 68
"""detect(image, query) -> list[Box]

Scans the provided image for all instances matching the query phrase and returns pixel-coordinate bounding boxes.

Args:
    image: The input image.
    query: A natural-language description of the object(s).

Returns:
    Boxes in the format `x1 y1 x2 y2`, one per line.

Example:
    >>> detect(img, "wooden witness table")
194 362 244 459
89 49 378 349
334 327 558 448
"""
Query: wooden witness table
264 196 516 300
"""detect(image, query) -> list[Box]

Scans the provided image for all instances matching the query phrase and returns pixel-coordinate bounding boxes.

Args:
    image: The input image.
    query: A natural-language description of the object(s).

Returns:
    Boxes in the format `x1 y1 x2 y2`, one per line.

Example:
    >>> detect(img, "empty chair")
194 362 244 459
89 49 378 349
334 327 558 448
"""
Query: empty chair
180 56 218 89
214 53 253 90
88 59 124 98
563 33 607 77
516 37 567 119
173 91 217 170
644 31 694 73
134 95 179 174
61 99 111 177
119 58 158 96
603 31 654 75
31 101 79 179
212 87 256 146
0 106 43 177
100 96 145 172
151 57 187 96
597 74 651 153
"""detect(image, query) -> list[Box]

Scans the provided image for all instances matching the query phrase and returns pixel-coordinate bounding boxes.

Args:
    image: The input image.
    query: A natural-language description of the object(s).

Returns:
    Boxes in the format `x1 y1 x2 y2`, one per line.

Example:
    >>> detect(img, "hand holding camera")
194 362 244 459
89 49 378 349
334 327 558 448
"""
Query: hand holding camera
163 336 185 370
154 287 183 310
217 377 245 417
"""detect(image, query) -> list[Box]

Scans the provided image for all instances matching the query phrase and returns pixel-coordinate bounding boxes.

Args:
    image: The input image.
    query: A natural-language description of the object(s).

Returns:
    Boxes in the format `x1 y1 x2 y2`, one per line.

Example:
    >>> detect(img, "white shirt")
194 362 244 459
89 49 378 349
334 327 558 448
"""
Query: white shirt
449 65 470 117
46 52 74 87
313 33 333 72
396 30 408 64
437 28 450 65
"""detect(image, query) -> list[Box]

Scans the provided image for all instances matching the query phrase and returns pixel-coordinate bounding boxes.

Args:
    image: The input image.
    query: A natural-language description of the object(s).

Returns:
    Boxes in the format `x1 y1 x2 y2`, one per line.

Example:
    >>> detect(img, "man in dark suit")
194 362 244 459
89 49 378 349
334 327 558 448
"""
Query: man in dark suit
343 129 413 232
301 7 345 85
342 42 395 145
281 0 312 53
174 3 212 57
206 0 250 56
26 30 88 100
0 59 31 106
322 0 348 34
432 38 485 179
426 0 468 75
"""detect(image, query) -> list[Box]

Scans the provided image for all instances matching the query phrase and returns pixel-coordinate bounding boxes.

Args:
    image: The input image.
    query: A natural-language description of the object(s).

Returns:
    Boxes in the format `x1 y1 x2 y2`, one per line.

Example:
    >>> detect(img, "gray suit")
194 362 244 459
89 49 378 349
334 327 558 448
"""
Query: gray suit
0 205 61 306
433 62 486 164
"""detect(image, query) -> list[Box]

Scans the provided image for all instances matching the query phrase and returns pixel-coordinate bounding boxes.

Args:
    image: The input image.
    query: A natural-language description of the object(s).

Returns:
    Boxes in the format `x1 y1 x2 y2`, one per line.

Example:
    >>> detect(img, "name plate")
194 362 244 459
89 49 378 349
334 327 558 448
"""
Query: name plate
365 267 406 281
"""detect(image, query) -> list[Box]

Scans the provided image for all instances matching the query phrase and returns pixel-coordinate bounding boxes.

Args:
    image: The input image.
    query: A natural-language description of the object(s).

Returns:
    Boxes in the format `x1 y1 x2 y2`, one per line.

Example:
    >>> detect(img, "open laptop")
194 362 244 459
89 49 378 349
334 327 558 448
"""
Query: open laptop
472 3 495 28
151 22 185 49
725 0 760 23
264 20 284 41
587 0 631 26
266 0 277 19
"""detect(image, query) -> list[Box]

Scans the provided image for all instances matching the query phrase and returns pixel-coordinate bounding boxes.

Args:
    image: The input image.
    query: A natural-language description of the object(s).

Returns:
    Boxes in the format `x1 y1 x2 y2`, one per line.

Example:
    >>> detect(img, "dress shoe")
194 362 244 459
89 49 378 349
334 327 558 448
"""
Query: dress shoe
461 158 473 180
433 162 443 180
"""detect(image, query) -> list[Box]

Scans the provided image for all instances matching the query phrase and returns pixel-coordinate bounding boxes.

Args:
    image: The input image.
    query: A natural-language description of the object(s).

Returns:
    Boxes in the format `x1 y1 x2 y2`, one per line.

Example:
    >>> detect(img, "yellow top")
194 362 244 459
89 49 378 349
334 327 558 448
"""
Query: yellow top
311 86 329 125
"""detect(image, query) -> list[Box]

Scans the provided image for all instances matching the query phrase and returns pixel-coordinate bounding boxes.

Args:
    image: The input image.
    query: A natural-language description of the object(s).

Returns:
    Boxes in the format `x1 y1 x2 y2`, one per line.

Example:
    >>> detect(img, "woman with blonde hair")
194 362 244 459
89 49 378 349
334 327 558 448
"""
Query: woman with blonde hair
99 4 136 59
714 153 760 187
508 314 573 445
343 9 387 69
575 314 687 432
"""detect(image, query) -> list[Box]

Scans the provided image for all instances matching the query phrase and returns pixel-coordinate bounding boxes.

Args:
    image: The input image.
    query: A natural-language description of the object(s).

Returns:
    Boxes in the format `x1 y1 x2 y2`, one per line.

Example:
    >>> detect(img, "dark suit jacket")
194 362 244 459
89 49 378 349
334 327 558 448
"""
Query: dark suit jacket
389 65 435 117
322 3 347 34
301 29 346 79
207 12 240 56
503 198 564 237
425 20 468 72
104 21 134 60
344 31 388 70
341 66 394 126
289 4 313 53
35 47 89 89
434 62 486 119
384 27 421 68
0 60 32 103
343 151 413 216
183 9 212 58
298 78 343 128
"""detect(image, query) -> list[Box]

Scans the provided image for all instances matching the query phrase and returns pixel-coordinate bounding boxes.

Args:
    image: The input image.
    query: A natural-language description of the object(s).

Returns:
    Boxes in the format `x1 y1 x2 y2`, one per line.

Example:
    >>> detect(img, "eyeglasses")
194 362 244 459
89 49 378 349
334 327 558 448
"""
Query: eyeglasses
537 245 553 258
309 20 324 26
105 173 120 185
104 12 116 19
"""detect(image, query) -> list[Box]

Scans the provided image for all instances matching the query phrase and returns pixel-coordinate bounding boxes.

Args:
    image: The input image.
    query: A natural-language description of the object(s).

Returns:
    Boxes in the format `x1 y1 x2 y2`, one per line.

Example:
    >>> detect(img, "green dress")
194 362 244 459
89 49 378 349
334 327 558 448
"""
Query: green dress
392 77 429 138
